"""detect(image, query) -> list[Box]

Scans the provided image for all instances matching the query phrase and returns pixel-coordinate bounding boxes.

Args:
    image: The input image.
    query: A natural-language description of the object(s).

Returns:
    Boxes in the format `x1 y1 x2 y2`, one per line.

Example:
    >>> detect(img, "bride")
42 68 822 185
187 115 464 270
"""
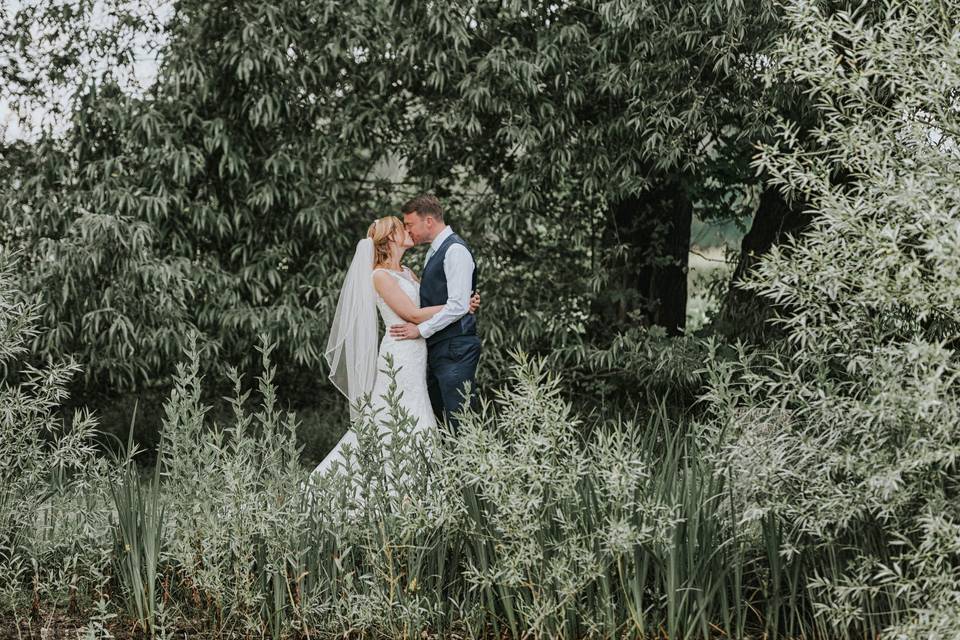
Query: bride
312 216 479 478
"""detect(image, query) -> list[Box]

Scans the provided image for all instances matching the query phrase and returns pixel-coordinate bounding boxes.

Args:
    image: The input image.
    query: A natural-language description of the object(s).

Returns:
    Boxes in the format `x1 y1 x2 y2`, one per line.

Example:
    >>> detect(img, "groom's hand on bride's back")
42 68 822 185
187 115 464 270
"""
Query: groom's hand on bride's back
469 290 480 314
390 323 421 340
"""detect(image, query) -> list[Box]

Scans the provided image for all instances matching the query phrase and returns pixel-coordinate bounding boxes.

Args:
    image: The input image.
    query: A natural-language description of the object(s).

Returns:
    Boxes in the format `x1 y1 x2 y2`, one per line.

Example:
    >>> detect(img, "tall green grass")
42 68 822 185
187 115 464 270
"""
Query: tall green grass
109 459 164 634
107 407 165 636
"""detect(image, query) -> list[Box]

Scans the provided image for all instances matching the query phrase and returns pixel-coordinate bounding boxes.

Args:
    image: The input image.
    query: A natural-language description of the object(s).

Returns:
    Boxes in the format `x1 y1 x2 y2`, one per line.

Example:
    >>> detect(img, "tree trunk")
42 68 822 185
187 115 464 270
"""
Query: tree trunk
650 180 693 335
720 185 810 336
598 177 693 337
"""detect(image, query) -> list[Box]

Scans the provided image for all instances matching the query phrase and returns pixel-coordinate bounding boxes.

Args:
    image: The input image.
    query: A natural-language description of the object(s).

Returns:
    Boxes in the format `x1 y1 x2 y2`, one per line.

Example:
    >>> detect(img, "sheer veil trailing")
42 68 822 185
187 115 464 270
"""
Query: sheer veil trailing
324 238 378 421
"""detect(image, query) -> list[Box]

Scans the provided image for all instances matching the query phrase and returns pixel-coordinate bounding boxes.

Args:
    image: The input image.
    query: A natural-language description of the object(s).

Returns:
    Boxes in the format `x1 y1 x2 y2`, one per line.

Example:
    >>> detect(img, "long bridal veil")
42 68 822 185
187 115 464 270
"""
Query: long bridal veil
324 238 378 422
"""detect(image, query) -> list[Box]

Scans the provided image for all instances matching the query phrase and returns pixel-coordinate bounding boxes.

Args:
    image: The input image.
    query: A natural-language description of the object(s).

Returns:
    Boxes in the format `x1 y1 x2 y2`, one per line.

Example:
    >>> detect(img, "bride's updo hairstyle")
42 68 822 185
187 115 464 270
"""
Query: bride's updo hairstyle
367 216 404 267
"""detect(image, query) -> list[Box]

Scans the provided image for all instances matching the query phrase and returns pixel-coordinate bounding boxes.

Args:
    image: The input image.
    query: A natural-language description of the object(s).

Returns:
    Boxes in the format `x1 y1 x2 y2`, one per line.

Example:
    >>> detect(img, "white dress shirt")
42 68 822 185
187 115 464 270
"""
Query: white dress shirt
417 226 475 339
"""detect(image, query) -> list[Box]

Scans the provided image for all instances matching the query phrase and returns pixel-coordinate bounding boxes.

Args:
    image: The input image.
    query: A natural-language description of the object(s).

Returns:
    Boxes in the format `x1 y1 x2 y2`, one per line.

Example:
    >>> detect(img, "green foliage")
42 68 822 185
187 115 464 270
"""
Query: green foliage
158 346 759 639
108 454 164 635
1 0 786 404
1 319 953 639
158 333 305 636
356 0 782 199
0 250 104 614
2 0 398 389
552 326 714 410
703 1 960 635
440 353 745 639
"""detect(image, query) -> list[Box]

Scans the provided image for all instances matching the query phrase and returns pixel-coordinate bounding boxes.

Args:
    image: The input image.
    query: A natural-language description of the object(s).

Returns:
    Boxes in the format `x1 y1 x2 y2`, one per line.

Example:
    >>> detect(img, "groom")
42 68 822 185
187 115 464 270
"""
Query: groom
389 194 481 429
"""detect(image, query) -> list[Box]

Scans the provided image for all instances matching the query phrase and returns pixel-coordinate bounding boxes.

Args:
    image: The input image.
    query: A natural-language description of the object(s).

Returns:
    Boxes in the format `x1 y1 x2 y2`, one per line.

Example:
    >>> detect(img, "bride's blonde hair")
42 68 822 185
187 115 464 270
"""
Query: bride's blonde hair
367 216 404 267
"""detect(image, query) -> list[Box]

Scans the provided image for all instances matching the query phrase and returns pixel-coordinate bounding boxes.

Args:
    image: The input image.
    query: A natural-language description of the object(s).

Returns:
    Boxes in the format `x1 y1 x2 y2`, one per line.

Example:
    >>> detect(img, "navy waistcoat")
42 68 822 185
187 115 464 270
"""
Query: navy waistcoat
420 232 478 347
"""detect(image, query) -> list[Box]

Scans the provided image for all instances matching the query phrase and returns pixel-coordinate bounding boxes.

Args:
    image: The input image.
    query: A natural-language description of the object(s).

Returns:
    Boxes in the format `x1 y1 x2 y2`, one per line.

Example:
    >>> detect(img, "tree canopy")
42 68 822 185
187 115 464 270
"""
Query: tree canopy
1 0 821 398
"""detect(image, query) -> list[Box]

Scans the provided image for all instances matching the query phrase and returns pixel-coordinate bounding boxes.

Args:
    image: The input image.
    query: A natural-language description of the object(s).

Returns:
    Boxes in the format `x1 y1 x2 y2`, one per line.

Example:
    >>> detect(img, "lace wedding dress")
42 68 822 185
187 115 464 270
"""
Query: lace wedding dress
311 266 436 477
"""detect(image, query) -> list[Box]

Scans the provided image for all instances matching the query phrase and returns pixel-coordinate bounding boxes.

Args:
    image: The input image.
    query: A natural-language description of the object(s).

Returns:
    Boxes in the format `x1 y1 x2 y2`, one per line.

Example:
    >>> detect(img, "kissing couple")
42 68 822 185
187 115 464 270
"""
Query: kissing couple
312 194 482 477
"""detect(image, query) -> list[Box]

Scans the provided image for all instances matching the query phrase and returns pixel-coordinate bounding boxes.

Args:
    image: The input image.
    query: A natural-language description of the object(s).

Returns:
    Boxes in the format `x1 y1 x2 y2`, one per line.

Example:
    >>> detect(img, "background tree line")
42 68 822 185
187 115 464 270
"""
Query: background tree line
0 0 907 454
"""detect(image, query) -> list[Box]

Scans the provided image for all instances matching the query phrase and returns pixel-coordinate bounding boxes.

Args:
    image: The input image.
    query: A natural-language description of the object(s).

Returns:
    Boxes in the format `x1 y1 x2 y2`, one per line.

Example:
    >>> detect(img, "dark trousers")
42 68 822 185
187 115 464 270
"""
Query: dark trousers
426 335 482 431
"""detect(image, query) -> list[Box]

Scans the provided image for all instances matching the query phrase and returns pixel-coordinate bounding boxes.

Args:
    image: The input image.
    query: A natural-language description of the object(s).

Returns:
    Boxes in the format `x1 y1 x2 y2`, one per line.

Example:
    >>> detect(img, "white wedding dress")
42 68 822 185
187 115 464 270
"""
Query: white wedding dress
311 266 436 478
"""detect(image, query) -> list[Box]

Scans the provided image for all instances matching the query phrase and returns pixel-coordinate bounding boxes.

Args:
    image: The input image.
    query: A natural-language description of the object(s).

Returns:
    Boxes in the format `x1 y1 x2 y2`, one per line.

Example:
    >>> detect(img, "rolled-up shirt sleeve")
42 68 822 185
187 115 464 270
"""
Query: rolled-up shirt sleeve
417 244 475 339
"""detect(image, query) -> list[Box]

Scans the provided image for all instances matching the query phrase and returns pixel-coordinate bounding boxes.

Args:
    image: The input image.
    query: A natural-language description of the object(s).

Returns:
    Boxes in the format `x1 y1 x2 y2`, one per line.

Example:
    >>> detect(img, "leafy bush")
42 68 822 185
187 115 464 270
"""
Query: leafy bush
158 334 306 637
702 1 960 636
0 250 121 625
552 326 715 412
300 352 757 639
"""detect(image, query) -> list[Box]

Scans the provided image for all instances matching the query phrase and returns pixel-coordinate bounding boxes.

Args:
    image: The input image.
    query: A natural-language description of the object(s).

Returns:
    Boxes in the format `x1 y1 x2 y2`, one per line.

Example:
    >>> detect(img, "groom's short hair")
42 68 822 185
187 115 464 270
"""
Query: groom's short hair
401 194 444 222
